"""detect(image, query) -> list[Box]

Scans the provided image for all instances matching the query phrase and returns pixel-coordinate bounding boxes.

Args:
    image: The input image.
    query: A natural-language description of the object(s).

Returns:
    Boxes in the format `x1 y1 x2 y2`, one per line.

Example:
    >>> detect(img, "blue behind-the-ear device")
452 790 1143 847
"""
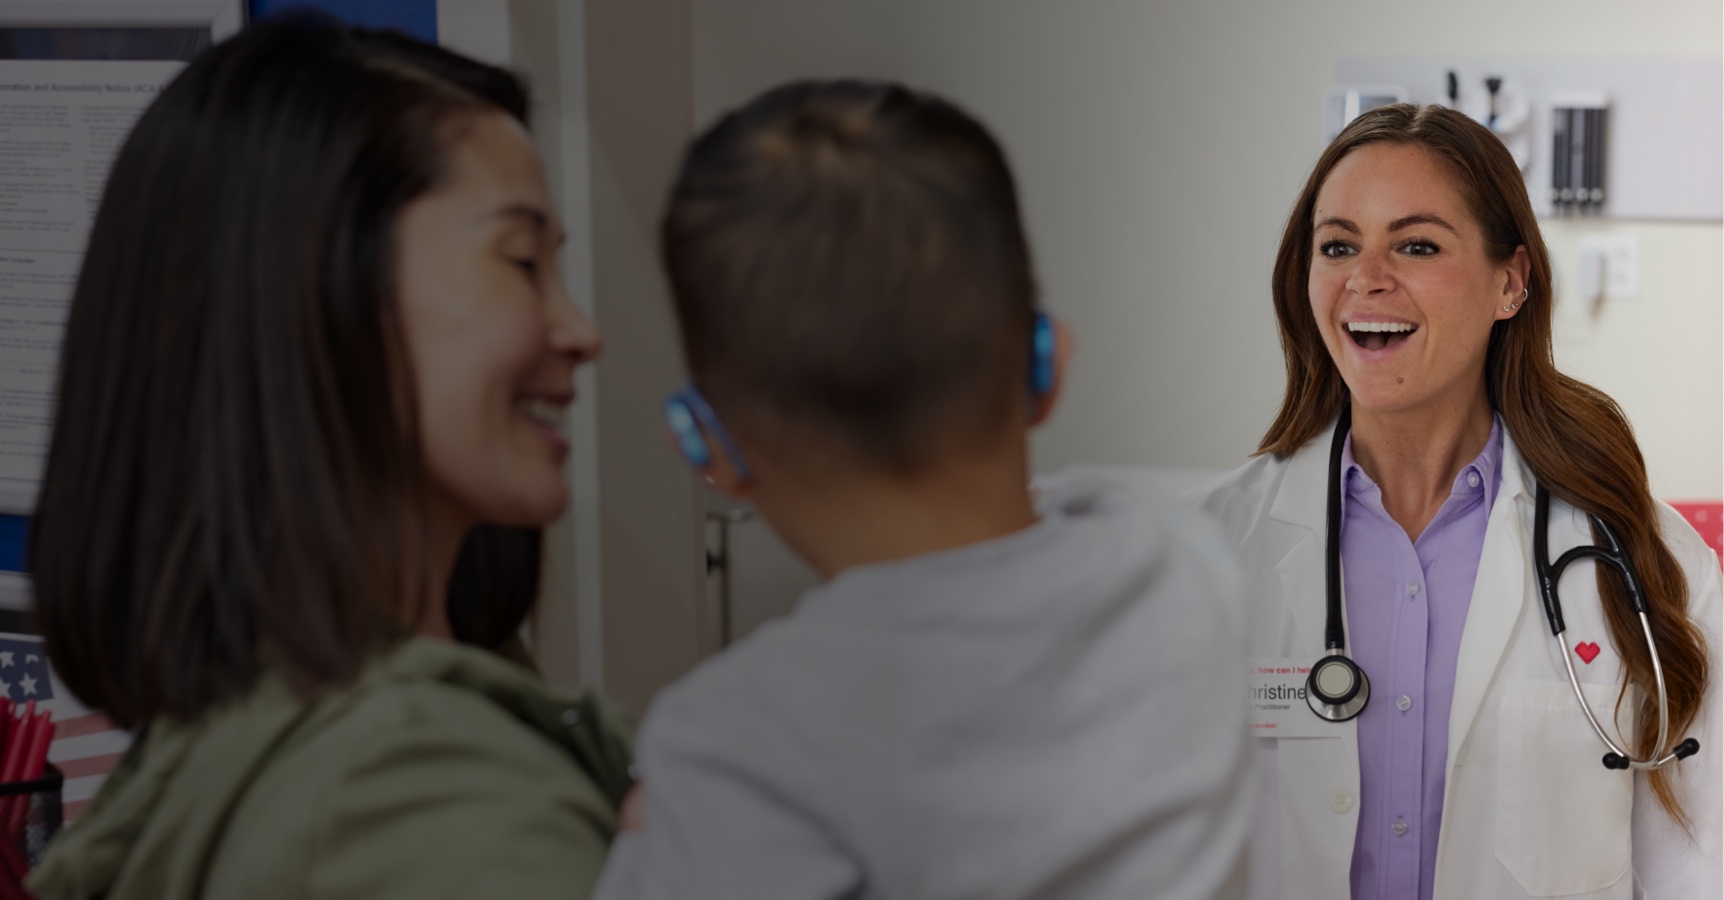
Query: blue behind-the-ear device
665 394 710 467
1030 311 1055 396
664 386 753 481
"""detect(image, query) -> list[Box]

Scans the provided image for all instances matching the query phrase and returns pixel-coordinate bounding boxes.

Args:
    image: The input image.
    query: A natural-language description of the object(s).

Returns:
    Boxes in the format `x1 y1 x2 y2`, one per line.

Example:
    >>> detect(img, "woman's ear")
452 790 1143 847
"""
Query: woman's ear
1496 246 1533 321
1029 317 1074 428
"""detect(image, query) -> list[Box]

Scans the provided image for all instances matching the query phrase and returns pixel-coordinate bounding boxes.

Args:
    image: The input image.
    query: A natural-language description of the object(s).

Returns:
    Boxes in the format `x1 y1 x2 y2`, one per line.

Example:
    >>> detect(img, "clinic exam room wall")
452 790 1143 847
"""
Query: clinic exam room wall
691 0 1723 502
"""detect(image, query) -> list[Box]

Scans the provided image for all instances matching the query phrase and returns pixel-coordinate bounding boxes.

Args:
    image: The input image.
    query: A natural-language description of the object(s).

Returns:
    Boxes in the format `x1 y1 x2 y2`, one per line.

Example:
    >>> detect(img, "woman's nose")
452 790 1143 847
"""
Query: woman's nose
1345 251 1394 296
547 282 602 364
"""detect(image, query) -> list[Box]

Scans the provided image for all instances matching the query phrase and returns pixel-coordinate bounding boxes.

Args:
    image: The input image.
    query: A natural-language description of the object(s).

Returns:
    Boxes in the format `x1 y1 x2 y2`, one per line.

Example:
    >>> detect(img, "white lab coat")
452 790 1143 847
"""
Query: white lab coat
1193 419 1722 900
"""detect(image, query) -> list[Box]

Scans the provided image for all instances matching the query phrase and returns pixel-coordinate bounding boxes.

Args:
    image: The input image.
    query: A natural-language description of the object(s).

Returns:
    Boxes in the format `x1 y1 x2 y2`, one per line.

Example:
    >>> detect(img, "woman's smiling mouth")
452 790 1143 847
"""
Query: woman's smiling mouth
1346 320 1418 351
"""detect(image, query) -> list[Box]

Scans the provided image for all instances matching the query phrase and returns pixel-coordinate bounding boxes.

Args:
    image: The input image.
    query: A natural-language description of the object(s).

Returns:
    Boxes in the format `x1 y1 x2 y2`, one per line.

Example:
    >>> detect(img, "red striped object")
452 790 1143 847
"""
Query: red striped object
1670 501 1724 569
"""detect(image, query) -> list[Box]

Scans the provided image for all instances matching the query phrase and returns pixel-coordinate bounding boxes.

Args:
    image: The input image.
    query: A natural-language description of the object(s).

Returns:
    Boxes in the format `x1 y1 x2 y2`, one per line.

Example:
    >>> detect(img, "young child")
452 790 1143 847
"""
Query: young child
595 80 1251 900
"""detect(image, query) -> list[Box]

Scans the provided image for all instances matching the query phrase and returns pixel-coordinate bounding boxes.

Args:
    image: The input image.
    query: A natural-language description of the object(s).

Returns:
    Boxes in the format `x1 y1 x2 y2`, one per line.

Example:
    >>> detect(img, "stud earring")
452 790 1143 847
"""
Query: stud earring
1503 287 1527 312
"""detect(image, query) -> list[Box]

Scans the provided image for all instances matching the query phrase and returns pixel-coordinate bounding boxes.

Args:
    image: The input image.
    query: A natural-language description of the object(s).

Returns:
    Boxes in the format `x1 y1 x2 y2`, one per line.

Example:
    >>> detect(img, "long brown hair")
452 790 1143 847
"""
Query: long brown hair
30 19 540 729
1260 104 1708 827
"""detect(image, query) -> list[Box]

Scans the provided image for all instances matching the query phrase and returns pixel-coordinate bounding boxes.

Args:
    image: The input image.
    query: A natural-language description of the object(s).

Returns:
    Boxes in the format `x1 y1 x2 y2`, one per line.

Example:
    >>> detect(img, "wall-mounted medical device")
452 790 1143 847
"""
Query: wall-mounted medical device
1331 57 1722 222
1548 91 1608 217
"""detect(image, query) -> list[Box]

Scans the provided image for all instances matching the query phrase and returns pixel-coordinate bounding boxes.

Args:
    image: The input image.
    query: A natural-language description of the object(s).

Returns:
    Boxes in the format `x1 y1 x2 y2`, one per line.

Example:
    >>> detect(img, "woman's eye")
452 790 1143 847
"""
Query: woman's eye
1401 240 1439 256
1317 240 1353 259
512 258 540 278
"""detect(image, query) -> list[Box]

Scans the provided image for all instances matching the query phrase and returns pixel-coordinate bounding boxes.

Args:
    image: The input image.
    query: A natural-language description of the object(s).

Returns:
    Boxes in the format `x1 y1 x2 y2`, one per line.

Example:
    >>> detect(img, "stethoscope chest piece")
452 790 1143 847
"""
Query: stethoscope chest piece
1307 654 1370 722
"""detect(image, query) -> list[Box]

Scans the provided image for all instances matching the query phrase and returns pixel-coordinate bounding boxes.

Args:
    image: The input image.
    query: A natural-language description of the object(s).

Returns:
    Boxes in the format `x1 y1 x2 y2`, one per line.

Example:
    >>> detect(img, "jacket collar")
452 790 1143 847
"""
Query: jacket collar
1268 417 1342 655
1269 418 1339 534
1447 428 1533 765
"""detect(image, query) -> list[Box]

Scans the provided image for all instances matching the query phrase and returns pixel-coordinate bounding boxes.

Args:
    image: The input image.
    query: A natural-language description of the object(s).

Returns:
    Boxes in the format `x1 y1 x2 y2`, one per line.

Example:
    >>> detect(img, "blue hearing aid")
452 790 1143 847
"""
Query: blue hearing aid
664 386 754 481
1030 311 1056 397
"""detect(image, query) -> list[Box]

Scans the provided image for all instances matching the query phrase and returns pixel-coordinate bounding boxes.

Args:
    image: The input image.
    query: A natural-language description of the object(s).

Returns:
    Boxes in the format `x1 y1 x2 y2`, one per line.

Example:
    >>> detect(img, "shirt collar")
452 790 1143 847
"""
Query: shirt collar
1340 414 1505 504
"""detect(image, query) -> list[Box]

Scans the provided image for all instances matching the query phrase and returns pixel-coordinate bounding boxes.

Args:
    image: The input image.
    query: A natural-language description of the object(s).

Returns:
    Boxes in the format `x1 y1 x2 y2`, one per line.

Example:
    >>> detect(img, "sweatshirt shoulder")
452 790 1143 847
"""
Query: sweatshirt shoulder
209 674 618 900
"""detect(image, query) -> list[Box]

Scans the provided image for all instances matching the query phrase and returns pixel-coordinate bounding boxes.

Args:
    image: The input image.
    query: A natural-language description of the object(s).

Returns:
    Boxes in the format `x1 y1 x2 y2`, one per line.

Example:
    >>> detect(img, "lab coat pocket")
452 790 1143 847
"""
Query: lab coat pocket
1495 679 1633 896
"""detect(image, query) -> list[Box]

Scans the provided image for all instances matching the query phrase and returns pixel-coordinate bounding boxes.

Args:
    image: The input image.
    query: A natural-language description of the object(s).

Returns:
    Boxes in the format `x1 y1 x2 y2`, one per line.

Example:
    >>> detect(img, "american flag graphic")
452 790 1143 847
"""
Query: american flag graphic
0 638 50 704
0 634 130 825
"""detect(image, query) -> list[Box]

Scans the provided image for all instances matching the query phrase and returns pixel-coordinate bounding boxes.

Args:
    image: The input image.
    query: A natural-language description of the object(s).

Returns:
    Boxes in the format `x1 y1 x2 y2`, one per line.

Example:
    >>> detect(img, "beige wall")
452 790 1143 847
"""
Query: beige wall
494 2 713 717
577 0 714 717
691 0 1723 500
470 1 1722 709
681 0 1722 642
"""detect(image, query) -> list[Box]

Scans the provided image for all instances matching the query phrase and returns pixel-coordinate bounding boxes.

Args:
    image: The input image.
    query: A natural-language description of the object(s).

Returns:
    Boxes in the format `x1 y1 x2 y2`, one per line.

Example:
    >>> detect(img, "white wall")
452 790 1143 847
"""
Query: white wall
685 0 1722 643
691 0 1723 504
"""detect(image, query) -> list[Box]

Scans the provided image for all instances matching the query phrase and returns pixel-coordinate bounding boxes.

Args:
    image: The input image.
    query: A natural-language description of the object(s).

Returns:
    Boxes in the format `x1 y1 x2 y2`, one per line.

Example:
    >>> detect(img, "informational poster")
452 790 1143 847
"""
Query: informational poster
0 60 182 499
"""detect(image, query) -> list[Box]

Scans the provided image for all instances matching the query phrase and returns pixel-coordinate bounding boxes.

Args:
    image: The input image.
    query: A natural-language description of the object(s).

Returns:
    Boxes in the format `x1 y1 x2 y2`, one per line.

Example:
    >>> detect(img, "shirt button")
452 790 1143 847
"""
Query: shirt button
1397 694 1413 711
1467 471 1481 489
1392 819 1409 836
1331 790 1355 814
562 707 582 726
1406 582 1420 598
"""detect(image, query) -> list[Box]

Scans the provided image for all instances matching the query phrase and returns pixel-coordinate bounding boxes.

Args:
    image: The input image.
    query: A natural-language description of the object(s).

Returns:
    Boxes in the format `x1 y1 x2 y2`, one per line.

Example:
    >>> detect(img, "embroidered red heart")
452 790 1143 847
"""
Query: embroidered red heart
1575 642 1601 664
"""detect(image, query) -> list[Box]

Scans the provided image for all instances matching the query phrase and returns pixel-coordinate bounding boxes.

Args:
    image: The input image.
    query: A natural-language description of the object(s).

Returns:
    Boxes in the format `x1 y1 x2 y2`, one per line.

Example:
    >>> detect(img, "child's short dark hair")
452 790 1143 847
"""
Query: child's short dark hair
662 80 1038 475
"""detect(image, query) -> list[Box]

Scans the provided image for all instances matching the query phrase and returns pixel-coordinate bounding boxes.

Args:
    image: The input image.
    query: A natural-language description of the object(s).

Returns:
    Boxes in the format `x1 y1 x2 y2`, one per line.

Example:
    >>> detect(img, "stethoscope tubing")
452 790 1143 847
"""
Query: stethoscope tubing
1536 487 1682 769
1318 410 1695 770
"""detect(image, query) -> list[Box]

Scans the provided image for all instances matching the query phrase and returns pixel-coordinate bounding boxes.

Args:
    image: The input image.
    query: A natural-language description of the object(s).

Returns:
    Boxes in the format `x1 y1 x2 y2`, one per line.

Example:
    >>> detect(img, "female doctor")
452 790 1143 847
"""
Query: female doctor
1196 103 1719 900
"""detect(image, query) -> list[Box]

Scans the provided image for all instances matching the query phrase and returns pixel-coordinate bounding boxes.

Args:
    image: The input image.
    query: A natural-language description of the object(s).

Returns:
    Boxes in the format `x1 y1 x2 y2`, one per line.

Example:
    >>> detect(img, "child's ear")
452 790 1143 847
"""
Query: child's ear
1029 317 1074 428
703 444 754 500
662 427 754 499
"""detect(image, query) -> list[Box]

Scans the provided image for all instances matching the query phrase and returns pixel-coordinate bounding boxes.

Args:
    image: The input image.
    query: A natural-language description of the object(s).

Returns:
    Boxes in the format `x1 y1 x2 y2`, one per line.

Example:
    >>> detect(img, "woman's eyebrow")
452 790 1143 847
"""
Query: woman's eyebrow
486 203 549 229
483 203 567 246
1313 214 1461 236
1388 213 1460 235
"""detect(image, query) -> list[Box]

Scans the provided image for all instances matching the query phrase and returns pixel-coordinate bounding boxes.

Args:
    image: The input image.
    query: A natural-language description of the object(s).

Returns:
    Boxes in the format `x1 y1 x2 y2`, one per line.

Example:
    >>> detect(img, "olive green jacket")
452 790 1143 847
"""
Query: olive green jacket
31 638 633 900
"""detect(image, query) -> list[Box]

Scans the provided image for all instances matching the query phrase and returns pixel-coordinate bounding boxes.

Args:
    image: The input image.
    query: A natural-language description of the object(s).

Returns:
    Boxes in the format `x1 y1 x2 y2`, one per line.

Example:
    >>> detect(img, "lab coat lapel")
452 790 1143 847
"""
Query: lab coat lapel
1271 420 1340 656
1445 431 1533 767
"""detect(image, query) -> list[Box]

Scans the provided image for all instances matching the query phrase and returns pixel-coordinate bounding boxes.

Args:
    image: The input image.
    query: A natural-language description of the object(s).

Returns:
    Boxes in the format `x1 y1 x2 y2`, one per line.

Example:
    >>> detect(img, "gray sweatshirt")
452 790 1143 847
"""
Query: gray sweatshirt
594 469 1253 900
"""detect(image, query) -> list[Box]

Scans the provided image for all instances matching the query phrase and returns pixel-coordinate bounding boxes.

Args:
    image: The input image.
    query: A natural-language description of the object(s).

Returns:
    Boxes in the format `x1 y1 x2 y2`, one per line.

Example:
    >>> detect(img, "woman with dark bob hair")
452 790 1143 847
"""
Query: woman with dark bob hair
1197 104 1718 899
27 18 629 899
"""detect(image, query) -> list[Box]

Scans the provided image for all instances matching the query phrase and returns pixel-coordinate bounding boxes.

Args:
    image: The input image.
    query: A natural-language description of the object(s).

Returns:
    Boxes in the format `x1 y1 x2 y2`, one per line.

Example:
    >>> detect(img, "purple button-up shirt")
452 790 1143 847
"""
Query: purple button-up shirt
1343 420 1502 900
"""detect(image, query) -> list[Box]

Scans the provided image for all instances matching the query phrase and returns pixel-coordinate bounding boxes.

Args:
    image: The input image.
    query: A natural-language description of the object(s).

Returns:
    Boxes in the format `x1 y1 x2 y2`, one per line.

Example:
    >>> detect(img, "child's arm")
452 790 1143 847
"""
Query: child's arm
591 686 862 900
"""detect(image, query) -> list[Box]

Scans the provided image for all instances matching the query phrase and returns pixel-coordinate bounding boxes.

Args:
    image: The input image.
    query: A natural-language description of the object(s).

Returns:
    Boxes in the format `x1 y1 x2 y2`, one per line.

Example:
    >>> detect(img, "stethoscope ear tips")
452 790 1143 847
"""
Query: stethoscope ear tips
1604 738 1702 771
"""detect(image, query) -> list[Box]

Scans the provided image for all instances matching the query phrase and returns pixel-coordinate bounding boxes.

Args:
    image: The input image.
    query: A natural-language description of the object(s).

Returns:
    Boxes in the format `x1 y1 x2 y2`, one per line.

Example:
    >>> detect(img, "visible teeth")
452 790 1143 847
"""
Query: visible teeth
1347 322 1417 334
519 399 564 426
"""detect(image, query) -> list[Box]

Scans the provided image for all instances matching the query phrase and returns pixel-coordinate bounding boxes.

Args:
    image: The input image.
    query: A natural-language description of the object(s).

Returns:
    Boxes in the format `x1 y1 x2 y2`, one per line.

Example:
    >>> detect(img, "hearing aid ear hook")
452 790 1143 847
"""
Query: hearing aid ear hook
664 387 754 482
1030 311 1055 397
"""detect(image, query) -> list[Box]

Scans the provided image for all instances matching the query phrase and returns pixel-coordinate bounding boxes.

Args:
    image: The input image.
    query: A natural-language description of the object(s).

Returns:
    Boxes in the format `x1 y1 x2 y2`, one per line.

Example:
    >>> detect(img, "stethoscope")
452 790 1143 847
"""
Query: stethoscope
1305 406 1700 771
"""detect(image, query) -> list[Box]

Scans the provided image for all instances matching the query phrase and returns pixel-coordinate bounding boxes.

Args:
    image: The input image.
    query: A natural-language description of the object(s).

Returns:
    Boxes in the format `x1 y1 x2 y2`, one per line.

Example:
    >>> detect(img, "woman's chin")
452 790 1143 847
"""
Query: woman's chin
1342 380 1423 416
474 480 570 528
